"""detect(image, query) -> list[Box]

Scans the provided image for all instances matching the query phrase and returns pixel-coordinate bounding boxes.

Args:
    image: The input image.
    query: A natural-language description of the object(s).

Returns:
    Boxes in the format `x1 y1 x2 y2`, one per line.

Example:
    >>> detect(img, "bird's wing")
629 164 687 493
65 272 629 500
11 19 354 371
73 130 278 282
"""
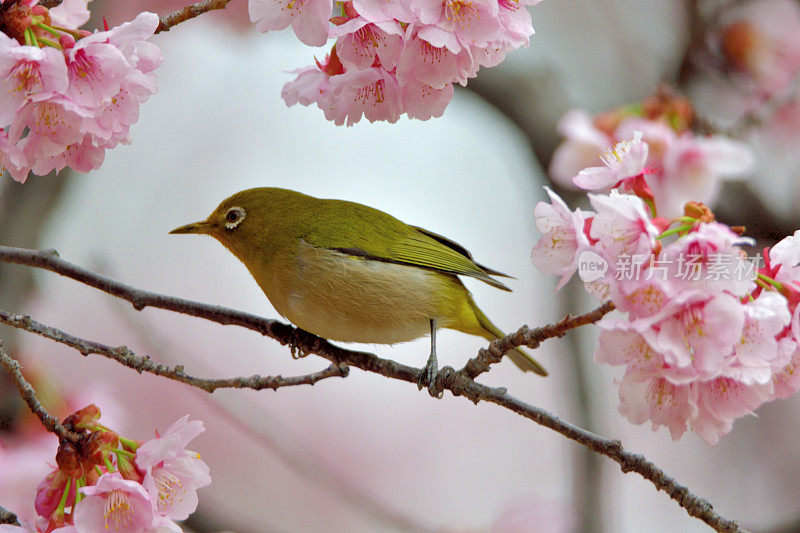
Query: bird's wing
303 201 512 291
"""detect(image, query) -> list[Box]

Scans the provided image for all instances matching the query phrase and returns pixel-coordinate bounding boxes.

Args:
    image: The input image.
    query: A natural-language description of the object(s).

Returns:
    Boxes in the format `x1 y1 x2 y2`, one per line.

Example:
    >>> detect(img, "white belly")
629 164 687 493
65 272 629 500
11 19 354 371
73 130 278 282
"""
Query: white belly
272 242 460 344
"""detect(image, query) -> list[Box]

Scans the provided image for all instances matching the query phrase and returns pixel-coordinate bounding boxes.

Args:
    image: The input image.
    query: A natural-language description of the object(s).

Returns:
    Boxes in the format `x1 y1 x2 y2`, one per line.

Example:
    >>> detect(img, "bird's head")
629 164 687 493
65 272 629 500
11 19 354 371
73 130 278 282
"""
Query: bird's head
169 187 304 257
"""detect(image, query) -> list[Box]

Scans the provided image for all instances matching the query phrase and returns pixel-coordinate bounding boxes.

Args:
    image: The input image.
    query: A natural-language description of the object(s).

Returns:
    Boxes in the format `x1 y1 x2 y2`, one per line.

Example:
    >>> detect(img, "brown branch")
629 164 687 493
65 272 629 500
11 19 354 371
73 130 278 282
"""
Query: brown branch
0 505 20 526
460 301 616 379
94 283 437 533
462 382 743 533
155 0 237 33
676 0 704 86
0 341 81 443
38 0 236 34
0 246 743 532
0 310 348 393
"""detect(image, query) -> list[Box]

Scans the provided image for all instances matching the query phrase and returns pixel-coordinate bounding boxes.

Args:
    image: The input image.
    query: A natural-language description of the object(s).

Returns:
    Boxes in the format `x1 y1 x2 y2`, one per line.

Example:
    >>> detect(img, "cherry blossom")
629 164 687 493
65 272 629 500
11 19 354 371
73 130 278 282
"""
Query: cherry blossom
270 0 541 124
534 133 800 444
530 187 592 290
0 34 67 124
548 109 611 188
617 375 696 441
328 66 403 126
0 2 162 182
135 416 211 521
718 0 800 96
410 0 501 49
248 0 332 46
24 405 210 532
769 230 800 285
74 473 155 533
588 190 659 261
654 135 754 218
553 101 755 218
659 221 756 296
331 15 404 70
48 0 90 29
400 78 453 120
395 29 474 89
573 131 649 190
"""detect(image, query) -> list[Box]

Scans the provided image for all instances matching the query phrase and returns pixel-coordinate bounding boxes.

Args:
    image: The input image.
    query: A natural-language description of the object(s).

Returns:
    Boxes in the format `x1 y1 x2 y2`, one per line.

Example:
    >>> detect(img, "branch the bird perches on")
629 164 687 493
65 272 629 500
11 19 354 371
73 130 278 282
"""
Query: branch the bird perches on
0 245 742 532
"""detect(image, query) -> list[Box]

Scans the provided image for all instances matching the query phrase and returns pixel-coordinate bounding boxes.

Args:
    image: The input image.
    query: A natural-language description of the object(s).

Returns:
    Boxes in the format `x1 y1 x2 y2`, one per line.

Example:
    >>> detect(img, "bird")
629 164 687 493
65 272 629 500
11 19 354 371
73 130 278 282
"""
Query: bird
170 187 547 394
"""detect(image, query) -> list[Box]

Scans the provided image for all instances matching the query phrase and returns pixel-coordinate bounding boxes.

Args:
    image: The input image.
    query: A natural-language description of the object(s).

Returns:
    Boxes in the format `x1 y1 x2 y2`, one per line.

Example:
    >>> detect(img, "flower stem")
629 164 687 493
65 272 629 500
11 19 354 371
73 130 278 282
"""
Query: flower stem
113 448 135 458
24 27 36 47
54 478 72 517
34 23 61 38
37 37 61 49
50 24 86 39
658 223 695 240
76 477 86 503
757 273 783 291
117 435 140 452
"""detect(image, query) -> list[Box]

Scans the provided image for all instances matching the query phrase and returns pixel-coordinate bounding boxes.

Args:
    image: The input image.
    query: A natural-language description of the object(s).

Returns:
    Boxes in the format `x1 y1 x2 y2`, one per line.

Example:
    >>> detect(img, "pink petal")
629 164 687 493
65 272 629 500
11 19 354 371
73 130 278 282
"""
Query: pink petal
573 166 618 189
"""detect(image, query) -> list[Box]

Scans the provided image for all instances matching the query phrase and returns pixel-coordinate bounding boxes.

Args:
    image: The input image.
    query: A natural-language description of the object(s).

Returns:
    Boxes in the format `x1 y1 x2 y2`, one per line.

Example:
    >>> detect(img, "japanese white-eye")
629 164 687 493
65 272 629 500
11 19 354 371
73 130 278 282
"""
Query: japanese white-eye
170 187 547 380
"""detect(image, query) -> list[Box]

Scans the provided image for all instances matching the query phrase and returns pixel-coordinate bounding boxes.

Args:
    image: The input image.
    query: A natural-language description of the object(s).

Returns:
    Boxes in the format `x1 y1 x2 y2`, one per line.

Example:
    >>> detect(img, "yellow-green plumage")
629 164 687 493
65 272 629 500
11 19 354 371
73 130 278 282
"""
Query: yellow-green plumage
170 187 546 376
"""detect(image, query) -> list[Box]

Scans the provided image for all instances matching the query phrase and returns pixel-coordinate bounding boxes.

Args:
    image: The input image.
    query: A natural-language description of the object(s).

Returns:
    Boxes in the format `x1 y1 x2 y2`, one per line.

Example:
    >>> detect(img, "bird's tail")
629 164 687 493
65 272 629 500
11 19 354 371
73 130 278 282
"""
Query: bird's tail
468 300 548 377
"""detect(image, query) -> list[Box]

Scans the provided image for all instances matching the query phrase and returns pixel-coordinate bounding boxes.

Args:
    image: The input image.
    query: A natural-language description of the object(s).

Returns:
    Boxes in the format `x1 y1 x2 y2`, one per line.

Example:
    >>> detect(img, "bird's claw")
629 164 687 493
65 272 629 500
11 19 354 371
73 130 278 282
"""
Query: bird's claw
418 354 443 398
289 329 310 359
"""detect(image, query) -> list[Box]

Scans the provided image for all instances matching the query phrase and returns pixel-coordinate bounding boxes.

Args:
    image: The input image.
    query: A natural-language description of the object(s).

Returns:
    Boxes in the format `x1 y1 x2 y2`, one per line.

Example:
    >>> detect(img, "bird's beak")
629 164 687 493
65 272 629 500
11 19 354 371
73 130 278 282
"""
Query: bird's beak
169 220 213 235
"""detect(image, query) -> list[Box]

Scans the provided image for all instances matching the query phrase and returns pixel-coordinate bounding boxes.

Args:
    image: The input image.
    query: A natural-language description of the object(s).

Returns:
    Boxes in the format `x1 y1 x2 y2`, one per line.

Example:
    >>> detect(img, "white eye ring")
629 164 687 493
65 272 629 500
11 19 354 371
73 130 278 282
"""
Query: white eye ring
224 206 246 230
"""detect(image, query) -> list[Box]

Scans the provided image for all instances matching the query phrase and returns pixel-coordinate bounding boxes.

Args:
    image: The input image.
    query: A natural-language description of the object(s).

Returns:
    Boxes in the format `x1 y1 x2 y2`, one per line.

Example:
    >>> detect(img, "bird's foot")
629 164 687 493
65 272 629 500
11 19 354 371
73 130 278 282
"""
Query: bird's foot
288 328 311 360
418 352 443 399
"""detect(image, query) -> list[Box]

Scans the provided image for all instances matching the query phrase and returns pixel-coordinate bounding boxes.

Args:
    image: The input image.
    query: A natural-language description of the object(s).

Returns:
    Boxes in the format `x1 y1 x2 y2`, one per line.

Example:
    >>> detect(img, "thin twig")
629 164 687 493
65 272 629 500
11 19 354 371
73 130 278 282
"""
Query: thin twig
0 505 21 526
93 274 435 533
155 0 237 33
460 301 616 379
0 246 743 532
0 310 348 393
0 341 81 443
38 0 236 34
0 246 291 338
677 0 705 86
463 382 743 533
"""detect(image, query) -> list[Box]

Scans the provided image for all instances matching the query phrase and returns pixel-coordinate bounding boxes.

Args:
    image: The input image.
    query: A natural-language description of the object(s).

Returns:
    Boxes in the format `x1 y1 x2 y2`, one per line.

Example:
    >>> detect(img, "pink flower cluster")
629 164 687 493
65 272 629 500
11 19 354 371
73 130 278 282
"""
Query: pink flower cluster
548 97 754 218
718 0 800 103
250 0 541 125
19 406 210 533
532 134 800 444
0 0 162 183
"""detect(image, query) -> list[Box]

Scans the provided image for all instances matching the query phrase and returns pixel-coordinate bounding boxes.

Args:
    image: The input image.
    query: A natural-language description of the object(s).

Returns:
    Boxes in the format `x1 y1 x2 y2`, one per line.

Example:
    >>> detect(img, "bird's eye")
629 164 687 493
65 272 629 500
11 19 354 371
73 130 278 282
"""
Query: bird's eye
224 207 246 230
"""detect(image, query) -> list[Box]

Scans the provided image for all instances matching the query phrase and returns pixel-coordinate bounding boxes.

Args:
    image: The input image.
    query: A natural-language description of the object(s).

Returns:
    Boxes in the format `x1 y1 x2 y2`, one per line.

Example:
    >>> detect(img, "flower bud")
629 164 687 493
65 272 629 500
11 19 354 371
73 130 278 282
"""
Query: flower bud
1 2 35 43
83 429 119 465
683 201 715 223
55 441 83 478
722 21 758 72
63 404 101 431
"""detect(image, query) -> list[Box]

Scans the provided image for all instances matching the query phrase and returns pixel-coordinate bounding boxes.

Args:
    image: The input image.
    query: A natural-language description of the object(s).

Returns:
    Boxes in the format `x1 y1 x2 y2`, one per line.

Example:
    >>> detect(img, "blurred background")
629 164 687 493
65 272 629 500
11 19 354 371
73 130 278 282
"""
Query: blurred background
2 0 800 531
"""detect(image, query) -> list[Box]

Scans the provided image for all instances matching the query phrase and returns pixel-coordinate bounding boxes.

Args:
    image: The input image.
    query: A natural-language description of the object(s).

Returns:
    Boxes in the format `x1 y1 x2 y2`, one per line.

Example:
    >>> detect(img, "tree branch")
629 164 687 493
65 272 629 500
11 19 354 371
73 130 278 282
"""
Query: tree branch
460 301 616 379
0 341 81 443
37 0 236 34
676 0 704 86
155 0 237 33
0 246 743 531
0 310 348 392
0 505 20 526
